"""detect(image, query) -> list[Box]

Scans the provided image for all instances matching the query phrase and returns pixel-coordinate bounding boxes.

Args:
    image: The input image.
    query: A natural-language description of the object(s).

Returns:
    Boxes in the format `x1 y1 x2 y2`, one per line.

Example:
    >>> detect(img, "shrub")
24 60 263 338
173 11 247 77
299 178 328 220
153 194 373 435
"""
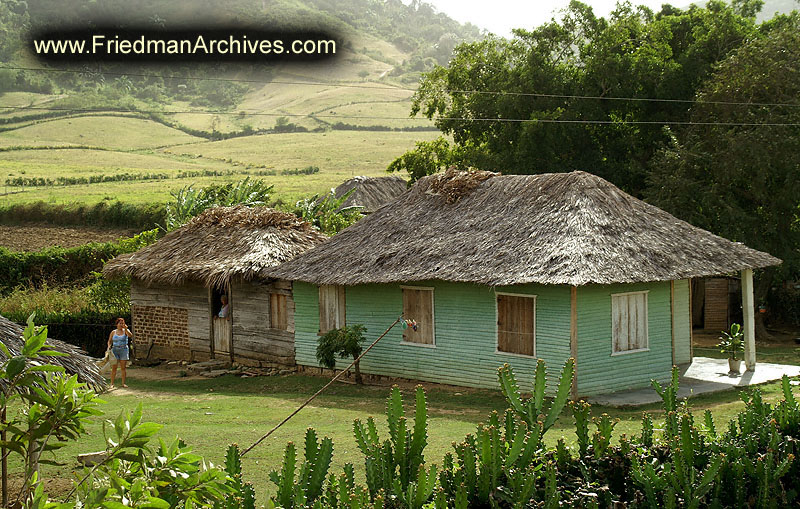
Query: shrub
260 359 800 508
0 201 166 229
316 324 367 384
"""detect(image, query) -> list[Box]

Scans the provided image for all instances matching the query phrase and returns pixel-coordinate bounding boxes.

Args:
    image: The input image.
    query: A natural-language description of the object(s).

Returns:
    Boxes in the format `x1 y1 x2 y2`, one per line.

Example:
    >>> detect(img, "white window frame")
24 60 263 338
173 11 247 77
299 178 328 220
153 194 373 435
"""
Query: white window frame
400 285 436 348
495 291 537 358
610 290 650 356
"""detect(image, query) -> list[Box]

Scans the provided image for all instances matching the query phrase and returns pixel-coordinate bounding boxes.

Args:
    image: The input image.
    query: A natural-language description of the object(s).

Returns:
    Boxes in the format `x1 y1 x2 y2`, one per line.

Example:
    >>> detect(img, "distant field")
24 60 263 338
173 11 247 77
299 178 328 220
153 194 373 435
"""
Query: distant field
0 115 203 150
0 127 438 205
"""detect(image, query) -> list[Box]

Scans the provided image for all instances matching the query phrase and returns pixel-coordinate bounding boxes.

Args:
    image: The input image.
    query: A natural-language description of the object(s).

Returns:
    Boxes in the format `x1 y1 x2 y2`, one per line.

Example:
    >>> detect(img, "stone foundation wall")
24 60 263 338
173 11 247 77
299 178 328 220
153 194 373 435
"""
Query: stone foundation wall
131 304 190 360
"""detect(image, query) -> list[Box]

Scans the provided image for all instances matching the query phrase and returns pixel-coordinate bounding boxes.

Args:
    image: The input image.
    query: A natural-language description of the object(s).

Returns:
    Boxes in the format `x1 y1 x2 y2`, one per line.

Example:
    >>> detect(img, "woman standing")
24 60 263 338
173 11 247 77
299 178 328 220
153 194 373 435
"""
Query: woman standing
107 318 133 388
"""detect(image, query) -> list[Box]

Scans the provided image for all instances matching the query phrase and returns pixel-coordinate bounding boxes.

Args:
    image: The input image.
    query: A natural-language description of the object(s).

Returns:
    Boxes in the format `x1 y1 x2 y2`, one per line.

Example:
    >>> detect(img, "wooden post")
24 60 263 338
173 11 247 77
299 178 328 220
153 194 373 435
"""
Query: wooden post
742 269 756 370
670 280 676 366
228 284 235 364
688 278 694 361
570 286 578 400
208 288 215 359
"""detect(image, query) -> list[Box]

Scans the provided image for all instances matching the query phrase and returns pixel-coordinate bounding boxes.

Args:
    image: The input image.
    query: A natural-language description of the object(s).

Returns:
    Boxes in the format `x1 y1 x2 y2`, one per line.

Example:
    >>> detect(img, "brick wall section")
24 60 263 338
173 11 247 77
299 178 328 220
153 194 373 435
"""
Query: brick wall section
132 305 190 358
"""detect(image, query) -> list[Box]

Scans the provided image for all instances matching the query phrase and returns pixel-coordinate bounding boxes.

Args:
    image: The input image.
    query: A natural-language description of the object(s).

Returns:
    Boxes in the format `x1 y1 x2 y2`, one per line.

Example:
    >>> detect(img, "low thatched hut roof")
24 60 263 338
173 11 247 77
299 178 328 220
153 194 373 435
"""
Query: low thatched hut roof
0 315 105 390
104 206 327 288
267 170 780 287
326 176 408 213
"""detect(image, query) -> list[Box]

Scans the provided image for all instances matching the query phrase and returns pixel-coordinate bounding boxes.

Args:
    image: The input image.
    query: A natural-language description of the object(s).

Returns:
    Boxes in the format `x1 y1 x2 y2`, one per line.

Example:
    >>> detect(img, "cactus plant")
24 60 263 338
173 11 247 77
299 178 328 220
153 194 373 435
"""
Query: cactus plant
268 428 334 508
498 358 574 433
353 385 428 498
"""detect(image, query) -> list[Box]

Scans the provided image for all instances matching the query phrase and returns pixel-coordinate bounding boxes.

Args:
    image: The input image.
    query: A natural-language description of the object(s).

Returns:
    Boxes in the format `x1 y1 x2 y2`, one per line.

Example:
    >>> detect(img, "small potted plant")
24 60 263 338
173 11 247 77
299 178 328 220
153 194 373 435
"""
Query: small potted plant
717 323 745 374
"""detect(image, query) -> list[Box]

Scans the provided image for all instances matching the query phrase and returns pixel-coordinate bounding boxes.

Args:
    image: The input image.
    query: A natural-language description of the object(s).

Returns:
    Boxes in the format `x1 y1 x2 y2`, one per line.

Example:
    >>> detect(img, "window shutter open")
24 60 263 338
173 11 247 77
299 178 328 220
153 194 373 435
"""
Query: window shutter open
612 292 648 353
497 294 535 356
270 293 288 330
402 288 434 345
319 285 345 333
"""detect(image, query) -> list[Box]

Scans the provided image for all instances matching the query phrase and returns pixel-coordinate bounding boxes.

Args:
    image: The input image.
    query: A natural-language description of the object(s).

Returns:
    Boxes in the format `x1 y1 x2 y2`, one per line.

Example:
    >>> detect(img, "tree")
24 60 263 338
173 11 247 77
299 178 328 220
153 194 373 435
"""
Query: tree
316 324 367 384
390 0 764 195
647 13 800 338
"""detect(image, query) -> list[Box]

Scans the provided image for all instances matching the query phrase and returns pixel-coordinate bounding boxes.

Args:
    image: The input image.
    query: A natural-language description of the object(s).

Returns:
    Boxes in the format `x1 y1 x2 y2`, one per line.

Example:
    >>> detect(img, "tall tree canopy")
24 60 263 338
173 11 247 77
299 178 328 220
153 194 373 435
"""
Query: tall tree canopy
647 13 800 302
390 0 766 196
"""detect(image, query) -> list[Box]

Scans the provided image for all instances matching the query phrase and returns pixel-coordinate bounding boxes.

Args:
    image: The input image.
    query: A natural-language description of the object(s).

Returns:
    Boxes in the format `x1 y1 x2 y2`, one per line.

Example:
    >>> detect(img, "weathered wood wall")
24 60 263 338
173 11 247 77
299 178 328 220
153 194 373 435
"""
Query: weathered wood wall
230 279 296 367
703 278 730 331
130 279 296 367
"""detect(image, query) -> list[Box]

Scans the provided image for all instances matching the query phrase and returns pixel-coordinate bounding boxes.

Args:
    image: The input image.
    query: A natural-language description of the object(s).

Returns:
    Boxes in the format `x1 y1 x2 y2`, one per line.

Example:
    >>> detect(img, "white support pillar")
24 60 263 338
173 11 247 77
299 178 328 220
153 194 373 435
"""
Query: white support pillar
742 268 756 371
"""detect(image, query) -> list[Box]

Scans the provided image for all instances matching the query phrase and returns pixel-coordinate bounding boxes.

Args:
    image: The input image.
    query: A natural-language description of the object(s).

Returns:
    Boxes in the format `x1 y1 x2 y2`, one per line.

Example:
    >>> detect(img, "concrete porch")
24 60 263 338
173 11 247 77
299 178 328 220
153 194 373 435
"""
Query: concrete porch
589 357 800 407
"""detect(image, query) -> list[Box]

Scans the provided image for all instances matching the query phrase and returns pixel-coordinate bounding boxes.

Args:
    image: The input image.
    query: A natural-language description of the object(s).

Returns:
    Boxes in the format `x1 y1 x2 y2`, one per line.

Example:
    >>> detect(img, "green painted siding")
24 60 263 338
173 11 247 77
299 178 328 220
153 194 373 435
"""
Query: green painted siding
576 282 673 396
673 279 692 365
293 281 572 390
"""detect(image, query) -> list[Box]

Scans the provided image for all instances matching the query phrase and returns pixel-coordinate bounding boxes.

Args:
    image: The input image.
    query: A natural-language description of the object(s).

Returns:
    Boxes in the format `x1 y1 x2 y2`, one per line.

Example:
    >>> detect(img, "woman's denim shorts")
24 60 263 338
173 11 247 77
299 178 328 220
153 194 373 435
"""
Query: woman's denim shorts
112 345 129 361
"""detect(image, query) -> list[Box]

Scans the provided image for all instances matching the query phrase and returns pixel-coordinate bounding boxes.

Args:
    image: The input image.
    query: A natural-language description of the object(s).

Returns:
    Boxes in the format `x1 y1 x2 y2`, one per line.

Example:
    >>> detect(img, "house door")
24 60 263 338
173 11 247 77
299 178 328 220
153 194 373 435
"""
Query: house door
210 288 232 357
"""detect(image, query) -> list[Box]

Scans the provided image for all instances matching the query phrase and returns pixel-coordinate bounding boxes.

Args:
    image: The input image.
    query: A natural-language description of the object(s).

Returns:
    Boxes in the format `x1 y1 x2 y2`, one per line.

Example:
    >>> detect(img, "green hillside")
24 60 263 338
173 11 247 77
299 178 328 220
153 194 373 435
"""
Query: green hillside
0 0 480 208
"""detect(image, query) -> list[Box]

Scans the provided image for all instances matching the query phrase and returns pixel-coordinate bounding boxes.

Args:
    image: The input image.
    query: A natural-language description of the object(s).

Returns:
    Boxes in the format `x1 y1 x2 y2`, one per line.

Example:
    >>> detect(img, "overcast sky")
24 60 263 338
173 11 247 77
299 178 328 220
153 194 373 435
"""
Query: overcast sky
424 0 678 37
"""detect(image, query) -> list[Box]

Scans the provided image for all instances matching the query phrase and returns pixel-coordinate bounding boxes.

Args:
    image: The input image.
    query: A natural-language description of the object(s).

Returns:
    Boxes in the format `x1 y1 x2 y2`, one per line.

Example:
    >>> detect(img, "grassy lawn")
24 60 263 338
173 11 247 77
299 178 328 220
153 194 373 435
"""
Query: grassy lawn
15 343 800 503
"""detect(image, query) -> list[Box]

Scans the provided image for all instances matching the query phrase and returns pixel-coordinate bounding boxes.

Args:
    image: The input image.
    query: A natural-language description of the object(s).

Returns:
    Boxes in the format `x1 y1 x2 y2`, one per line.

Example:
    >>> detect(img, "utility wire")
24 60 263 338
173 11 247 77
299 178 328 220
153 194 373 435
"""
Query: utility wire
3 65 800 109
0 104 798 126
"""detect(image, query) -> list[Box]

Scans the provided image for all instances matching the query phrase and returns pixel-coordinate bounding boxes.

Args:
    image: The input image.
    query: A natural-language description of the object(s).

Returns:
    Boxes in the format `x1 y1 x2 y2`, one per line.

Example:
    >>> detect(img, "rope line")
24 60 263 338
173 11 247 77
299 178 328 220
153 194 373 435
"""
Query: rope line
240 316 402 457
0 105 798 127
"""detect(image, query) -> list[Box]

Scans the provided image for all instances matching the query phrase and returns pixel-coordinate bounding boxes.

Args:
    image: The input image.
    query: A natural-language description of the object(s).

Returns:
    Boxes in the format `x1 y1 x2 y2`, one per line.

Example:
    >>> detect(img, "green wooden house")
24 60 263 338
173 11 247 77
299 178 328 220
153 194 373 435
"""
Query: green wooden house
268 170 780 396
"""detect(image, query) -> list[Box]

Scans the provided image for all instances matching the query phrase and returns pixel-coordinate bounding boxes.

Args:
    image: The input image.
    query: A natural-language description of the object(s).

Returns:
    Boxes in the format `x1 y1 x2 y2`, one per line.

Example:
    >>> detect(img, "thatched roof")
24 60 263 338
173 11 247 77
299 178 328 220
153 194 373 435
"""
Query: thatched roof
327 176 408 213
0 315 106 390
104 206 327 288
267 170 780 287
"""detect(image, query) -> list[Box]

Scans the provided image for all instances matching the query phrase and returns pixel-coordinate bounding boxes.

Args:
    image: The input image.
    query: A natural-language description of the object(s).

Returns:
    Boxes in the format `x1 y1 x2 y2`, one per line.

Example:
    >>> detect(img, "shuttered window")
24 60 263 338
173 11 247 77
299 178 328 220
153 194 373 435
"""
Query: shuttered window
496 293 536 356
319 285 345 333
611 291 648 354
270 293 288 330
402 287 434 345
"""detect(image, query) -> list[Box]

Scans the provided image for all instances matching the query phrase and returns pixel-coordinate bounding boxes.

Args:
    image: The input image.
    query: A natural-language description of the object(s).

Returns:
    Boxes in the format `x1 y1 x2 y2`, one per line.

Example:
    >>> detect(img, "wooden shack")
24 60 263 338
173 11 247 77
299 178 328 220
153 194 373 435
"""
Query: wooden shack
104 206 326 367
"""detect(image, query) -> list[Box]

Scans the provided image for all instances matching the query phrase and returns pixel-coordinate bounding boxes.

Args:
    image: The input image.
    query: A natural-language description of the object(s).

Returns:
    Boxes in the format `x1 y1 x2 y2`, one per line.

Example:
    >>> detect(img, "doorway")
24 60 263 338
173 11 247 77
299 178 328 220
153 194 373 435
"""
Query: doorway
210 287 232 357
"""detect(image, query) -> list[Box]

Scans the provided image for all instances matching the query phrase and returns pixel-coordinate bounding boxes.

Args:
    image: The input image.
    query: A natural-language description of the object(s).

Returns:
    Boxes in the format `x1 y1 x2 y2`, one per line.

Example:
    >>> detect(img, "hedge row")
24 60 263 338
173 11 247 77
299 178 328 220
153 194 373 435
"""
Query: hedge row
0 229 159 294
0 201 166 229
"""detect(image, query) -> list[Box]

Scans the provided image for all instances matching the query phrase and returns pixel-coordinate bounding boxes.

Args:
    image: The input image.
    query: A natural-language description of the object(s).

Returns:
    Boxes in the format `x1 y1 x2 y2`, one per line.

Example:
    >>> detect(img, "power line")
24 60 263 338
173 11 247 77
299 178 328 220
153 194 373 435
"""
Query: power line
3 65 800 109
1 65 414 92
0 104 798 127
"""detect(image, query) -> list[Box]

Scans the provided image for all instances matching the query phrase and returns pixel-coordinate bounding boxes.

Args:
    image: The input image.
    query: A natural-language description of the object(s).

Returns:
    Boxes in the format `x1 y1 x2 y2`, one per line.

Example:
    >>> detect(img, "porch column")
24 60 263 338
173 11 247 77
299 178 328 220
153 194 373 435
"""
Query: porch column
570 286 578 400
741 269 756 370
